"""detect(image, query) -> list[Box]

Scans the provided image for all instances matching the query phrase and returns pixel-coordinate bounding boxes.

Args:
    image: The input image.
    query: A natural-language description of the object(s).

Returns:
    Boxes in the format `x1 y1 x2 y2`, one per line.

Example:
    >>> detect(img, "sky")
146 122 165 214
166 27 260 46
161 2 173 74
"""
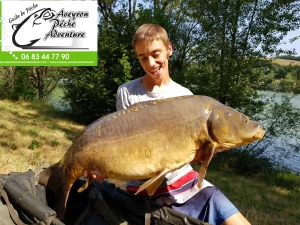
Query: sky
277 30 300 56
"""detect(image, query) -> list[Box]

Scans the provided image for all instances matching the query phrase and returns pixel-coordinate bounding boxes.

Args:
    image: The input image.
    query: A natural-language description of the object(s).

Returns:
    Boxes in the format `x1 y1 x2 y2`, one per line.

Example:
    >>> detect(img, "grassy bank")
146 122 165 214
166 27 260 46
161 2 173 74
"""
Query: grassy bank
0 99 299 224
0 99 84 173
198 162 300 225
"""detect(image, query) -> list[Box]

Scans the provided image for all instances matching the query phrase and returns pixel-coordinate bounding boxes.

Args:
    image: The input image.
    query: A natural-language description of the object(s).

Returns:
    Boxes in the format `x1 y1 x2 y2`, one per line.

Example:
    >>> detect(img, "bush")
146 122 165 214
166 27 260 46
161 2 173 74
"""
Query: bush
11 68 36 101
207 148 300 191
210 149 276 176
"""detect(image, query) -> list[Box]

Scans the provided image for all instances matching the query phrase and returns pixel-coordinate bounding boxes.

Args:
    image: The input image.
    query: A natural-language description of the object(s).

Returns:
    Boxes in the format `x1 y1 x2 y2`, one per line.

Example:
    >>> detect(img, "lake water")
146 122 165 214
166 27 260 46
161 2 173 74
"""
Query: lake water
258 91 300 109
258 91 300 173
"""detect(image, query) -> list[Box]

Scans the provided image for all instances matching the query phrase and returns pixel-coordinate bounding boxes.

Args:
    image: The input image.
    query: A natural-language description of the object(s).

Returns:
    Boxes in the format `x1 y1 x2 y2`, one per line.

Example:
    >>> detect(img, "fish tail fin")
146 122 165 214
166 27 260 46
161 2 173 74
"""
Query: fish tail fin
38 163 72 219
198 143 216 187
38 163 61 191
55 181 72 219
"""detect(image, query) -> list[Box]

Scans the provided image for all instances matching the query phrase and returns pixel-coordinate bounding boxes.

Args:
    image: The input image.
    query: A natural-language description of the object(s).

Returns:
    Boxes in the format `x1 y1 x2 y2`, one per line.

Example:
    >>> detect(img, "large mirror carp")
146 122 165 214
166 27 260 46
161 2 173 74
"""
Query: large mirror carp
38 95 265 219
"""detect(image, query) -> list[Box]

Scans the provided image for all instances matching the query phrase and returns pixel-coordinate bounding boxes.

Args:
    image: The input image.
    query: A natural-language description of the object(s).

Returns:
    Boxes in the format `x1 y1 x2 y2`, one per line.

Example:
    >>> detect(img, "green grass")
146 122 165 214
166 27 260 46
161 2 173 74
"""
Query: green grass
205 168 300 224
192 152 300 225
0 99 84 173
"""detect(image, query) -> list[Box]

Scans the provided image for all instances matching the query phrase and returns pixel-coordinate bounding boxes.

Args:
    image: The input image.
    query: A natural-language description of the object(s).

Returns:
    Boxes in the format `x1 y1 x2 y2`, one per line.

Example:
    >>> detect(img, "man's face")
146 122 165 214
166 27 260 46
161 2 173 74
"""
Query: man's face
135 39 172 80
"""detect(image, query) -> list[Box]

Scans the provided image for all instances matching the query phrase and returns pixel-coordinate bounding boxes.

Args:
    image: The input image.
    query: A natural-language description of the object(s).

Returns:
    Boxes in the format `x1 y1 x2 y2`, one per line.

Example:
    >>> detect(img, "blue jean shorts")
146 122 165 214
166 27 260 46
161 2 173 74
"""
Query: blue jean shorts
170 186 239 225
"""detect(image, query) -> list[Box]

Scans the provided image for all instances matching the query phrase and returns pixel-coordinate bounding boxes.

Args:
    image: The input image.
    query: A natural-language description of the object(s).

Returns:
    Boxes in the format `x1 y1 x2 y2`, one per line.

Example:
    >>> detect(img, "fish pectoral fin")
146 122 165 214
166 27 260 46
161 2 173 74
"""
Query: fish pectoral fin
198 143 216 188
135 169 169 196
77 173 94 193
77 180 89 193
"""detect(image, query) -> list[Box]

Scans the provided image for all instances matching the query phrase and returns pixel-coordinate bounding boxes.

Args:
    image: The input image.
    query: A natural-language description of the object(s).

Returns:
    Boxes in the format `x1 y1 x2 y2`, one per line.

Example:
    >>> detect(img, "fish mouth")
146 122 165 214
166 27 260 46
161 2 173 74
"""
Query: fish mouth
254 130 266 139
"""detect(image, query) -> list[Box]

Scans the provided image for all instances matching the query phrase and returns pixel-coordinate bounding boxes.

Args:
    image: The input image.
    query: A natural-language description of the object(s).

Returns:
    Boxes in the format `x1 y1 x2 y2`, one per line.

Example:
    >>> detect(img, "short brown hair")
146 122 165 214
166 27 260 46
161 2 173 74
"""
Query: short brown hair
132 24 170 49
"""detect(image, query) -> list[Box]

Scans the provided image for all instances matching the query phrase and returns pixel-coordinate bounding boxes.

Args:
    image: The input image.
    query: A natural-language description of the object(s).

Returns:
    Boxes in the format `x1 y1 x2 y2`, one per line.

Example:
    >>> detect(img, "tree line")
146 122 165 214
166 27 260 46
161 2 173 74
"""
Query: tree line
0 0 299 117
278 55 300 61
257 61 300 93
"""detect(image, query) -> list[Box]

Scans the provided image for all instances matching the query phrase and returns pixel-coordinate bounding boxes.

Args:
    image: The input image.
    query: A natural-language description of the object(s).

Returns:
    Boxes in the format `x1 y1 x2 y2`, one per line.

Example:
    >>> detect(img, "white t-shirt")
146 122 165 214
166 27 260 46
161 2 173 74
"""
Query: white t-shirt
116 77 193 110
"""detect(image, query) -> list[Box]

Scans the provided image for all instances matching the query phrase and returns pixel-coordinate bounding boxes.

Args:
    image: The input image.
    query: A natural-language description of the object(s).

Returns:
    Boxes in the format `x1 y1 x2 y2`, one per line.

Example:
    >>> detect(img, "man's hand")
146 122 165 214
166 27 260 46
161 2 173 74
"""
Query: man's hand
83 170 108 182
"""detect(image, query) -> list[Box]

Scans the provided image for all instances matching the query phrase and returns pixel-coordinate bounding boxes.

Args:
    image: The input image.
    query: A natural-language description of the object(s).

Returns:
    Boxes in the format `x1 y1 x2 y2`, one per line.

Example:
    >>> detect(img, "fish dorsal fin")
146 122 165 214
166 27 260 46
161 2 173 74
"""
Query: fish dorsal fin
198 143 216 188
135 168 169 196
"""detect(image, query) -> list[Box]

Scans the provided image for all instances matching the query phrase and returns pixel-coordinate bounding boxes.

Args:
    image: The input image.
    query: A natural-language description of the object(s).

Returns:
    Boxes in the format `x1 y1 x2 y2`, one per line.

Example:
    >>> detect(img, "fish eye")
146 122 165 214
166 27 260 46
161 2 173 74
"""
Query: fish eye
241 115 248 123
34 14 38 18
225 111 231 116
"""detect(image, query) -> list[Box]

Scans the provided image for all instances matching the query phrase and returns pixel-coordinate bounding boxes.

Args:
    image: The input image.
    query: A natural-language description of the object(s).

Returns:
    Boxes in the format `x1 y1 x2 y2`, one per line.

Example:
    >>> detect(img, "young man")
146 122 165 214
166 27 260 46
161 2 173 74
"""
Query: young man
87 24 251 225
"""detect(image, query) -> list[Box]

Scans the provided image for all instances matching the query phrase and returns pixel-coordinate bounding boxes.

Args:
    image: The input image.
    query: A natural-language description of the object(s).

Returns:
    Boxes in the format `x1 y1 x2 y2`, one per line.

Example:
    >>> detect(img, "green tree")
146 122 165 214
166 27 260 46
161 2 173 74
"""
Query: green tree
182 0 300 110
63 65 112 123
11 67 36 100
0 67 16 99
0 66 65 100
278 55 300 61
26 67 66 100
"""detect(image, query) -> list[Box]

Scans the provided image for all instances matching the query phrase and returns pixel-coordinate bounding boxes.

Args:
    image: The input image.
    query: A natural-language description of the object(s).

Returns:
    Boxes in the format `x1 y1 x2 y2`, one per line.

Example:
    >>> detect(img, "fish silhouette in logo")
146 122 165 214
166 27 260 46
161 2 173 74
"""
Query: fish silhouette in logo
12 8 56 48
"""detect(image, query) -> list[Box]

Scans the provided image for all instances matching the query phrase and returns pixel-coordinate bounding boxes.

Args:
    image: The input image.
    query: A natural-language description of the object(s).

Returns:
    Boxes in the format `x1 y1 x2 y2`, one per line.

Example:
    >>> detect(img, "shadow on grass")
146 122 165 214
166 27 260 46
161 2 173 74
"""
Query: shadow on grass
3 100 84 144
22 100 79 123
